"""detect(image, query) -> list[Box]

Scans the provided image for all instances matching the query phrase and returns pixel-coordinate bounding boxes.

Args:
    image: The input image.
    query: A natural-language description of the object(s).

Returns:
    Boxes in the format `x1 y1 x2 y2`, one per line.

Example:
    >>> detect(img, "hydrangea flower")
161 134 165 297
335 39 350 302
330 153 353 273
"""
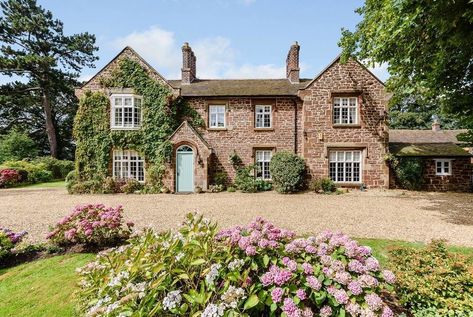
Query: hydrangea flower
163 290 182 311
320 305 332 317
365 293 383 311
205 264 221 285
201 303 225 317
382 270 396 284
271 287 284 303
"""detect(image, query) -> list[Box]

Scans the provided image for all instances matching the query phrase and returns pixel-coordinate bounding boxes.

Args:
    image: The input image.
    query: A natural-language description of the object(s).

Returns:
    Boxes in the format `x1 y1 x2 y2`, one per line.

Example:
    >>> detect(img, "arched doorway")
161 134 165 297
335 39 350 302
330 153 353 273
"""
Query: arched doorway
176 145 194 192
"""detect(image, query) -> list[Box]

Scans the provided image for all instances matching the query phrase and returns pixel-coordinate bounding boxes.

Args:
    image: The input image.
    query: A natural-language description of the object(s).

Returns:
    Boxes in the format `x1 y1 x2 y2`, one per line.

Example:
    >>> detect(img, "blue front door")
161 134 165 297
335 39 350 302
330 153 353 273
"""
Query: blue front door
176 146 194 192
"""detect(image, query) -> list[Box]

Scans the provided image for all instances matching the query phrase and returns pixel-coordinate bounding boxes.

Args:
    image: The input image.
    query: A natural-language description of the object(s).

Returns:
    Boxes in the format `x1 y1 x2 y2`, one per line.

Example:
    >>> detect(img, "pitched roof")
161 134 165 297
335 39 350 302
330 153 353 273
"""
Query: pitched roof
168 121 212 151
389 143 471 157
168 79 310 97
389 129 467 144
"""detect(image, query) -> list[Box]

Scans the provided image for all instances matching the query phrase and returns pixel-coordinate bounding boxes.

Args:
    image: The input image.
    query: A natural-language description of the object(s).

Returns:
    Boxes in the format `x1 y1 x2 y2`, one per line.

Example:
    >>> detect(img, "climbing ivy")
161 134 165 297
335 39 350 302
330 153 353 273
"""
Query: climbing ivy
385 154 424 190
72 58 202 193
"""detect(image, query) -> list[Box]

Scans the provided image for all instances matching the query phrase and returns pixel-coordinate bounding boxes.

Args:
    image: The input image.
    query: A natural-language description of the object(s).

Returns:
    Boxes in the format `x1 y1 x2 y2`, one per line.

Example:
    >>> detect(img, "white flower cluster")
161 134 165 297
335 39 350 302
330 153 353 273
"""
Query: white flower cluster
108 271 130 288
162 290 182 311
228 259 244 271
205 263 221 285
128 282 147 299
175 252 185 261
220 286 246 309
87 295 111 316
201 303 225 317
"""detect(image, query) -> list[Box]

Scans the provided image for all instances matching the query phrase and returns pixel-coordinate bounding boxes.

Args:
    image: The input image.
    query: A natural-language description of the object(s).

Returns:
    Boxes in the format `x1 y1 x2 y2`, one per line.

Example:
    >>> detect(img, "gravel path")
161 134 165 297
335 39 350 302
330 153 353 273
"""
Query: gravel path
1 187 472 246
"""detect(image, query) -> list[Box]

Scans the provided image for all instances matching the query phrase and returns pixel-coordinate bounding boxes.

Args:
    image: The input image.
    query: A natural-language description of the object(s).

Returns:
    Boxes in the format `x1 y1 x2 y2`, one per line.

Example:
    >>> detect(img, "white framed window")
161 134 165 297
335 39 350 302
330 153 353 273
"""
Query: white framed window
255 150 272 180
255 105 272 128
113 150 145 182
209 105 226 128
435 159 452 176
329 150 362 183
333 97 358 125
111 94 142 129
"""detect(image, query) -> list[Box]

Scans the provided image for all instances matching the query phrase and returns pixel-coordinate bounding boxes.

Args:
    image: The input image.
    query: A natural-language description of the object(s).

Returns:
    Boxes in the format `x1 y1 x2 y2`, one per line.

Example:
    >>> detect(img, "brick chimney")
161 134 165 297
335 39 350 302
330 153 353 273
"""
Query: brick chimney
432 117 441 131
182 42 196 84
286 41 300 83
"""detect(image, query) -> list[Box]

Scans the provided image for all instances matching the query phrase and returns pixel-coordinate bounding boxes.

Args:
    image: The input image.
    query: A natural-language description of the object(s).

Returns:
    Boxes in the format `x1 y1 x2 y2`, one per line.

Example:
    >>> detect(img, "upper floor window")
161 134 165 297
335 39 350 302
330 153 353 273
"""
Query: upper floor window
111 94 142 129
255 105 272 128
435 159 452 176
209 105 225 128
329 150 362 183
113 150 145 182
333 97 358 125
255 150 272 180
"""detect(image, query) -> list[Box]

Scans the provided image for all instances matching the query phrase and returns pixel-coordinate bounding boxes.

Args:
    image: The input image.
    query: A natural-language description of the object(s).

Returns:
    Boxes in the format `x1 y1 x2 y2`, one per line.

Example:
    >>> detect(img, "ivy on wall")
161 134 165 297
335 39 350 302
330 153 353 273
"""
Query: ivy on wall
73 58 202 191
385 154 424 190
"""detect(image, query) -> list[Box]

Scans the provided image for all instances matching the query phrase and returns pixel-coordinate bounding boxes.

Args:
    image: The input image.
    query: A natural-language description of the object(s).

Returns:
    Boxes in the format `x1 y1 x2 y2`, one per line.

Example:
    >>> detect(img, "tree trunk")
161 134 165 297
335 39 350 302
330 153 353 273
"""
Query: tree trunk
42 89 58 158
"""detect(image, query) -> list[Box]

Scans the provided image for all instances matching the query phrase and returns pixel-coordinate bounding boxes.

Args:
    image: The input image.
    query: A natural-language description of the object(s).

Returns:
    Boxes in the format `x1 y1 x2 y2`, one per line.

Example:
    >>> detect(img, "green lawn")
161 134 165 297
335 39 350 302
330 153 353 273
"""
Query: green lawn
0 240 471 317
0 253 94 317
17 180 66 189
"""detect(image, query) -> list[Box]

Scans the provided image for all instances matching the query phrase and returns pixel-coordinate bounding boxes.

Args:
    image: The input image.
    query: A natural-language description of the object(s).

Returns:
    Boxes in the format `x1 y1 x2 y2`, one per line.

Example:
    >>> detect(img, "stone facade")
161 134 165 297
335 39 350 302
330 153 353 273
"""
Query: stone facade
298 58 390 188
75 43 471 193
421 158 472 192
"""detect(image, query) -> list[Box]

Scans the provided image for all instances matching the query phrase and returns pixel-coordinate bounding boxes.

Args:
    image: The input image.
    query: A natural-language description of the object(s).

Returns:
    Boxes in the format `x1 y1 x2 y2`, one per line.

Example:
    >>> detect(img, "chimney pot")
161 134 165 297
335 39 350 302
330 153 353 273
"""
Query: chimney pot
286 41 300 83
432 118 441 131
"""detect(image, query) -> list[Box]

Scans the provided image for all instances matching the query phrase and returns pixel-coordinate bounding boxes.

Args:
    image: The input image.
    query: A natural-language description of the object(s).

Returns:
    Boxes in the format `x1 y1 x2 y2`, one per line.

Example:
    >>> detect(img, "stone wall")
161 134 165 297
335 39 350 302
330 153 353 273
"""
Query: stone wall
298 58 390 188
422 158 472 192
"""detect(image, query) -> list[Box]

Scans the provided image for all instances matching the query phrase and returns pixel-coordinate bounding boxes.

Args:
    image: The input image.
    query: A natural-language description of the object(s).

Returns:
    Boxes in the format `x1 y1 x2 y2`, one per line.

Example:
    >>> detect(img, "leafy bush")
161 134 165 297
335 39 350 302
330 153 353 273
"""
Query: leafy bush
47 204 134 247
0 160 53 183
227 186 236 192
70 179 103 194
0 169 22 188
389 240 473 316
121 179 143 194
309 177 337 193
255 178 272 191
32 156 74 179
0 227 27 260
0 129 38 163
65 170 78 193
234 165 272 193
77 214 395 316
386 155 424 190
213 171 228 188
269 151 306 193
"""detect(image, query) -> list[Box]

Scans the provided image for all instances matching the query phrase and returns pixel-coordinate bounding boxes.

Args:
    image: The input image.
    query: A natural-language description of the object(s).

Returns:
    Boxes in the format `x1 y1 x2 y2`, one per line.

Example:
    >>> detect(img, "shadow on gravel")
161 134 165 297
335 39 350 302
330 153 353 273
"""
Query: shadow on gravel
419 192 473 226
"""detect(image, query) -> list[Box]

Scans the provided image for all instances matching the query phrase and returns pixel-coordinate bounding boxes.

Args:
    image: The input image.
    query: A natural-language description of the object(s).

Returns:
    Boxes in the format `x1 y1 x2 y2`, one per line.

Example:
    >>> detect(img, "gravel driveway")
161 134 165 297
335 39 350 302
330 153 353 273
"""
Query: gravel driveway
1 187 472 246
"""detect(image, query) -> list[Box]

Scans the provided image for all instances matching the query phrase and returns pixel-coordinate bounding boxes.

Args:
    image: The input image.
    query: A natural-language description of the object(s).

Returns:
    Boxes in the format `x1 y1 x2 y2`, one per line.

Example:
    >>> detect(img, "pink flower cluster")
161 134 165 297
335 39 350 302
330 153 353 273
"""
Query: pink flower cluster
260 265 293 286
47 204 134 246
216 217 295 255
0 169 21 187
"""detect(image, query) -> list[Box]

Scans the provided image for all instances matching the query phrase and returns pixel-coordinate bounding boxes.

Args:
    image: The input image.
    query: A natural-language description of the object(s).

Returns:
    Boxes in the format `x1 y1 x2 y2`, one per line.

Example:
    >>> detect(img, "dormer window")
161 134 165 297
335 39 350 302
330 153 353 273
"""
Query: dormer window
111 94 142 129
333 97 358 125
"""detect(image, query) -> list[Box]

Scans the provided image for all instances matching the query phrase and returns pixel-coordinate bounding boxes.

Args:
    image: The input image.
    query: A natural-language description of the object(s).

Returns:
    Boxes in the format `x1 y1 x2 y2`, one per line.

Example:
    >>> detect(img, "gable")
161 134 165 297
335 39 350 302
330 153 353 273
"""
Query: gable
76 46 178 98
301 55 385 92
168 121 212 156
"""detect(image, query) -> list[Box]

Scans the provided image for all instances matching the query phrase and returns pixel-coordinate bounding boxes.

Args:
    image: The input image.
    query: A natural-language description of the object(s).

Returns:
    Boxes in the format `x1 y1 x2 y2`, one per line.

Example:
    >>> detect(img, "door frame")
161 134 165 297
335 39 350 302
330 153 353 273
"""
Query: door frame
176 145 194 193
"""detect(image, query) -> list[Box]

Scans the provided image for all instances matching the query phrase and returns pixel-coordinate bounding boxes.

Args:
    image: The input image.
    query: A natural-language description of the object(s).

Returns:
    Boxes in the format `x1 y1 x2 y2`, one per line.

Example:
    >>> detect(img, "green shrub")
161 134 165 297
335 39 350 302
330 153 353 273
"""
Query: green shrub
0 160 53 183
389 240 473 315
0 228 27 260
386 155 424 190
32 156 74 179
234 165 258 193
269 151 306 193
65 170 78 193
227 186 236 192
77 214 395 316
70 180 102 194
120 179 143 194
213 171 228 188
309 177 336 193
255 179 272 191
0 130 38 163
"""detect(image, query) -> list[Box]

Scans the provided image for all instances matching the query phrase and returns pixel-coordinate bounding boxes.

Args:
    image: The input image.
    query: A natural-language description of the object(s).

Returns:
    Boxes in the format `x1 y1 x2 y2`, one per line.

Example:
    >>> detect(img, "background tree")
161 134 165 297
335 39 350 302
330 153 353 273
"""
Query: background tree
0 0 98 157
339 0 473 140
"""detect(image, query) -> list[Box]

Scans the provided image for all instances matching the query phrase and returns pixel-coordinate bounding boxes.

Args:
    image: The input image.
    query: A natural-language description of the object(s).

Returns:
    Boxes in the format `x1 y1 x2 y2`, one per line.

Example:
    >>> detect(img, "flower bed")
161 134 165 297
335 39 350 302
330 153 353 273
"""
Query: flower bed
47 204 134 247
77 213 395 316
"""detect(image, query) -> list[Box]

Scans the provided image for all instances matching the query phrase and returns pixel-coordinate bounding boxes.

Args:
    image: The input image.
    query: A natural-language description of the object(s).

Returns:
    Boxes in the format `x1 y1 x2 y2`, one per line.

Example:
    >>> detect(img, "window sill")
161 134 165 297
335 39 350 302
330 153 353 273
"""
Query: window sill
208 127 228 131
435 174 452 176
334 182 362 187
111 127 141 131
332 124 361 128
254 128 274 131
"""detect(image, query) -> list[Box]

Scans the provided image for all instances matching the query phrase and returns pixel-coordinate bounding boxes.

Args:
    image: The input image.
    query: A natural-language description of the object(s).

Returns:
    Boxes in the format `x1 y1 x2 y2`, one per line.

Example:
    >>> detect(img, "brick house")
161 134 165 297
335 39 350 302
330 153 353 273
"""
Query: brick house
76 42 472 193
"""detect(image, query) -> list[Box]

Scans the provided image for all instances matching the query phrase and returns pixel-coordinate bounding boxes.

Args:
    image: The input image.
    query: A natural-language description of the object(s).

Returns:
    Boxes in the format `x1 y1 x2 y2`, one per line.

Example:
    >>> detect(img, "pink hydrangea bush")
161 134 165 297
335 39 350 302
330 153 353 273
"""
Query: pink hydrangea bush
47 204 134 247
216 217 395 316
0 169 21 188
0 227 27 259
77 214 396 316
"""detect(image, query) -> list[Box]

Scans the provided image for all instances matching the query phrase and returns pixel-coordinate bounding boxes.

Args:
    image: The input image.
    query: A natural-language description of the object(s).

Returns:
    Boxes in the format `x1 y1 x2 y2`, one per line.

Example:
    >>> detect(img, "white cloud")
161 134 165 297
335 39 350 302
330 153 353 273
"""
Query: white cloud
110 25 296 80
369 62 390 82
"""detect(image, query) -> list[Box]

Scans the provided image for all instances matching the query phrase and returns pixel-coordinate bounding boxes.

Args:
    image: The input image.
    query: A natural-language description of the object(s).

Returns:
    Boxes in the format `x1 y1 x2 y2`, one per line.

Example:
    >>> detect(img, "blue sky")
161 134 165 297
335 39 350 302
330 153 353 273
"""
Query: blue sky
5 0 389 82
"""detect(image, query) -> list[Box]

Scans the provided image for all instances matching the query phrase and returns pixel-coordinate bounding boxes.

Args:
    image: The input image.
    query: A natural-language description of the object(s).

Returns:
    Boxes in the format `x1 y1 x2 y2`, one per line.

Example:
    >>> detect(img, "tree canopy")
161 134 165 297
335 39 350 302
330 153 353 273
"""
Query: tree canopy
339 0 473 139
0 0 98 157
